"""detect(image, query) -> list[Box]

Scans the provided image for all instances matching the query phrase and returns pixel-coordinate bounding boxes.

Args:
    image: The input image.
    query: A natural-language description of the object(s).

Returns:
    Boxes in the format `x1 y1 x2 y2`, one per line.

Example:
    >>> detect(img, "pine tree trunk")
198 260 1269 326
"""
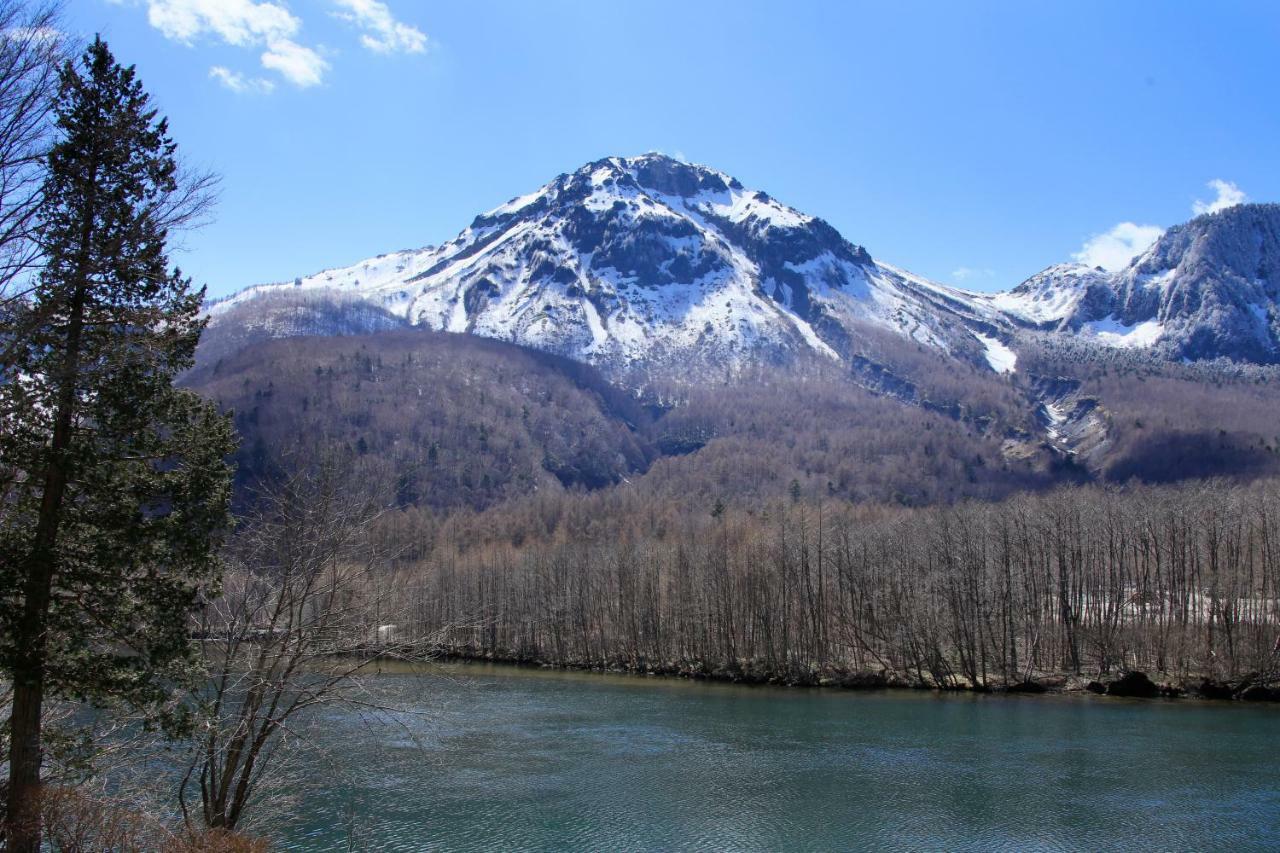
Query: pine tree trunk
6 452 70 851
6 423 71 852
5 270 87 850
7 507 62 851
6 679 44 853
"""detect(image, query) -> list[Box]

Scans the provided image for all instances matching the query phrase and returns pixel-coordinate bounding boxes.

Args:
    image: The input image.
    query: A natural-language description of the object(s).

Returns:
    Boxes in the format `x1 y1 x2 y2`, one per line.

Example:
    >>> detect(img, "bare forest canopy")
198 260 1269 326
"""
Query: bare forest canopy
299 472 1280 691
184 321 1280 692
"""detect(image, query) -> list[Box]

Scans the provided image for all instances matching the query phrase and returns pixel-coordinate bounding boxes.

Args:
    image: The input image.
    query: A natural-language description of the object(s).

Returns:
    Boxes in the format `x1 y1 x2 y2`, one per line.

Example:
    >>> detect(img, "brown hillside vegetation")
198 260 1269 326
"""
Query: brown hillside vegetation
189 329 656 511
191 325 1280 518
1017 338 1280 483
190 328 1074 513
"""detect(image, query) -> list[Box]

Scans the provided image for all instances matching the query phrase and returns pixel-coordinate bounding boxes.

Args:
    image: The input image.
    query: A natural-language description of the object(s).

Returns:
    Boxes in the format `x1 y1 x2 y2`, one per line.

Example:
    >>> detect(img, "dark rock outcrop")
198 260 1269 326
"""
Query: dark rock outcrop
1195 679 1236 701
1006 680 1048 694
1238 684 1280 702
1105 671 1159 698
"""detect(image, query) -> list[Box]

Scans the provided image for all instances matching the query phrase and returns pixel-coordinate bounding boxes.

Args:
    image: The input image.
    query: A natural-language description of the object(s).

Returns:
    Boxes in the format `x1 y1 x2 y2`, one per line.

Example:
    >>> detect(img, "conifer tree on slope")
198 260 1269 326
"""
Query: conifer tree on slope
0 38 234 850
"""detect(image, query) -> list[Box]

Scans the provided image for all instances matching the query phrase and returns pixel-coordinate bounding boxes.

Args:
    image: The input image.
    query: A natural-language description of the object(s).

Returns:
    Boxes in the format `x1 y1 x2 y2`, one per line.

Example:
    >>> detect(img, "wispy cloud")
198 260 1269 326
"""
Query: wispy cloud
332 0 426 54
209 65 275 94
2 25 61 43
1072 222 1164 271
121 0 328 88
115 0 426 89
1192 179 1248 216
951 266 995 282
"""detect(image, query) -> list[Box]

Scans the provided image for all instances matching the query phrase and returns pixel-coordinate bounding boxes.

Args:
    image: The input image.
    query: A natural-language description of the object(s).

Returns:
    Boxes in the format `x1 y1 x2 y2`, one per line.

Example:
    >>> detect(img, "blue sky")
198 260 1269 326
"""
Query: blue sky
73 1 1280 299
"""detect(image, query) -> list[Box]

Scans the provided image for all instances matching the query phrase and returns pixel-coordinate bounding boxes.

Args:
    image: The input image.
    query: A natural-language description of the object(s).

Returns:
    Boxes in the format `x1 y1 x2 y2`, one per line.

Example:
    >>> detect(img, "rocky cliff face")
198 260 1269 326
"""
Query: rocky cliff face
997 204 1280 363
1113 203 1280 362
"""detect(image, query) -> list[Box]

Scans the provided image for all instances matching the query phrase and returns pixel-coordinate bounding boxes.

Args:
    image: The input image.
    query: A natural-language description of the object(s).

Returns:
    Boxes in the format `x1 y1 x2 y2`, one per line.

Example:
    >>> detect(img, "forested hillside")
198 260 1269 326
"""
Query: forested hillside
189 328 656 510
188 327 1070 513
1015 338 1280 482
188 321 1280 516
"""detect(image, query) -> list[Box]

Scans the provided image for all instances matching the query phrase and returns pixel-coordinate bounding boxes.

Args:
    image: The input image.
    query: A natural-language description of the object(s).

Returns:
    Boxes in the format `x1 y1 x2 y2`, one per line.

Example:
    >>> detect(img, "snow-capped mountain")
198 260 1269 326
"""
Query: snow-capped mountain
208 154 1008 376
996 204 1280 362
208 156 1280 375
989 263 1117 329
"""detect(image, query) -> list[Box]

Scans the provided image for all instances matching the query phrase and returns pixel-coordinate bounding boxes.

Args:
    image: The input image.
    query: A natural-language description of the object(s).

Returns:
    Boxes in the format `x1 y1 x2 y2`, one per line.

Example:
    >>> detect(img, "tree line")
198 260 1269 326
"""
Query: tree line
374 478 1280 691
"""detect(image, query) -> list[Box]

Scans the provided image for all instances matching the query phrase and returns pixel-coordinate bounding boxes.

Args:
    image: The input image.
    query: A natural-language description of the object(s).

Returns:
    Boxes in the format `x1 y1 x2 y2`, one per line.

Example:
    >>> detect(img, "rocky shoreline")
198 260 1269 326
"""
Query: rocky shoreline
428 649 1280 704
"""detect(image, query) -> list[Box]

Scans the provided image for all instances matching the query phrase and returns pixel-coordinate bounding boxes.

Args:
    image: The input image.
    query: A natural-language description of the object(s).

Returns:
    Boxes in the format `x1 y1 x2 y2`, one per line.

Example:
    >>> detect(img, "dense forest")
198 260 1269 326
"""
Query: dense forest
191 327 656 510
282 472 1279 696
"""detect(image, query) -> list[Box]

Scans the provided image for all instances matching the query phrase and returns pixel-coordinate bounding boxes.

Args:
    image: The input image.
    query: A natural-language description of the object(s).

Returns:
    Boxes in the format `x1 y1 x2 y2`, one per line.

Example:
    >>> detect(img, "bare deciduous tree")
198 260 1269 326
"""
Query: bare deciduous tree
0 0 63 302
375 478 1280 693
181 459 441 833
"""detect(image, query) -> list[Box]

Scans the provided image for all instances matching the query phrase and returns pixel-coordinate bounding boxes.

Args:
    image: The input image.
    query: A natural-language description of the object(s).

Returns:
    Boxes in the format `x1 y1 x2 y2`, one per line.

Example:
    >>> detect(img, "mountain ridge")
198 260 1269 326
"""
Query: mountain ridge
189 158 1280 514
994 204 1280 362
204 154 1280 376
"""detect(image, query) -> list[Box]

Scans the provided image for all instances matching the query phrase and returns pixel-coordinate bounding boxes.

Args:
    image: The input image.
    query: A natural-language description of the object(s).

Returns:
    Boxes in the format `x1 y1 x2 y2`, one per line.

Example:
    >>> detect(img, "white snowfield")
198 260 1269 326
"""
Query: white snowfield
987 263 1110 326
1081 317 1165 348
973 332 1017 373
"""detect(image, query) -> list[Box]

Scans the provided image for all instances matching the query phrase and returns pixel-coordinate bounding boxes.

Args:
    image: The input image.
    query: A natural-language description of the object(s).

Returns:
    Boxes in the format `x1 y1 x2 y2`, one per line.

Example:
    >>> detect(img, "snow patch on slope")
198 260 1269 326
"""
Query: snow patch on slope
989 263 1109 326
973 332 1017 373
1082 316 1164 348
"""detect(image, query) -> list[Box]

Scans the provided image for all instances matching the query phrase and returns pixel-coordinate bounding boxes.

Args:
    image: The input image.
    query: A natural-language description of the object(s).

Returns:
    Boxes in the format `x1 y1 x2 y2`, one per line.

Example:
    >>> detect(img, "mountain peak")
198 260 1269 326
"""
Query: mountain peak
610 152 744 197
994 202 1280 360
210 154 1003 377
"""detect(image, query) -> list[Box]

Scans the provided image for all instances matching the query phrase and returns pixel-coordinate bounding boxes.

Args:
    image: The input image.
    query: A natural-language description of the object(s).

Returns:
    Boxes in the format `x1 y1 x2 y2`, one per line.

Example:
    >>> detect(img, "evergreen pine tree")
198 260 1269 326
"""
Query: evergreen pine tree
0 38 234 850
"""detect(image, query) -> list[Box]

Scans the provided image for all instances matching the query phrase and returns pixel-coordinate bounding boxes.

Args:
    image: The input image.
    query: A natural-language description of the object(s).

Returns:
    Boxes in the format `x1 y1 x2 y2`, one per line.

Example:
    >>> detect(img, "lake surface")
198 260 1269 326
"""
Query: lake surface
278 662 1278 851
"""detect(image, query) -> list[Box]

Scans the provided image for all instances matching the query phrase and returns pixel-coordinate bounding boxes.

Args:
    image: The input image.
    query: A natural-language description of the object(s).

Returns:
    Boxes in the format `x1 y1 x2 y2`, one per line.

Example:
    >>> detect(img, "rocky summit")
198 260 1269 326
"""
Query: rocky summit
995 203 1280 363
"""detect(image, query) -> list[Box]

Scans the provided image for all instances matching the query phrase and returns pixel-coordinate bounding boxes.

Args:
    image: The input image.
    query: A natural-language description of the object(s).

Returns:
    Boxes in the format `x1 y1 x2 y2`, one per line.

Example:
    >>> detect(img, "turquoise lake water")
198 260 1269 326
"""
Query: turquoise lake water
276 663 1279 851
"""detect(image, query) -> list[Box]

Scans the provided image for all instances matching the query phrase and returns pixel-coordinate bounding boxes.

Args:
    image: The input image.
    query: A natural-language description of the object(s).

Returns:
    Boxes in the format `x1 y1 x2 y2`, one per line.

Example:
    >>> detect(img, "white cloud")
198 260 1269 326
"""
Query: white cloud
332 0 426 54
1072 222 1165 271
131 0 327 88
145 0 298 46
209 65 275 94
120 0 425 88
1192 179 1248 216
261 38 329 87
952 266 994 282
